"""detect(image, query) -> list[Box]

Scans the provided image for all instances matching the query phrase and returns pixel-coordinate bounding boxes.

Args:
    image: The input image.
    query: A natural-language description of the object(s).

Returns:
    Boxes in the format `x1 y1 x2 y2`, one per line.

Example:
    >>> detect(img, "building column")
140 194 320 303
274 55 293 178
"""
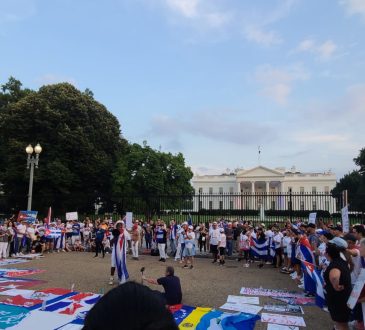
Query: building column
251 181 255 209
266 181 270 194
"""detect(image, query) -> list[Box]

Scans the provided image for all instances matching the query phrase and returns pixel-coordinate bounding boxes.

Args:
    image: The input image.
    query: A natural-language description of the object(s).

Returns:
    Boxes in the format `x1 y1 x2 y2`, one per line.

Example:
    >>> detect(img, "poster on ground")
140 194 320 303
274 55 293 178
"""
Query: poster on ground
126 212 133 230
65 212 78 221
341 205 349 233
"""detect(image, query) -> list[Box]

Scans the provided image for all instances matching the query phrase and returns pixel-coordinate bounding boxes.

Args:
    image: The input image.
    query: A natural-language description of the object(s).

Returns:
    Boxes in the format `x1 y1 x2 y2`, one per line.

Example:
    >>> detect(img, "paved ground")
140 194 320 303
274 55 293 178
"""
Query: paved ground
1 252 333 329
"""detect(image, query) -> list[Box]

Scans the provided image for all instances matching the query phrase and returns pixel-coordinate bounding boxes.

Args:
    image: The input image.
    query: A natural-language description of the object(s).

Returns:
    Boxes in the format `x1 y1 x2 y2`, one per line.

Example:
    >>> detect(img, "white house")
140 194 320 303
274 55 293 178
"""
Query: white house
191 166 337 212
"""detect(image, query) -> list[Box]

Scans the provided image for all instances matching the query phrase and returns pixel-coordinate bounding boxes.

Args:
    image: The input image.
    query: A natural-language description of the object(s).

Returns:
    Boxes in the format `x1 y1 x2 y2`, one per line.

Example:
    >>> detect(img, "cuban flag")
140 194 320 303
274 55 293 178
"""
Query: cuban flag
114 231 129 283
299 237 316 295
250 237 268 258
301 261 326 308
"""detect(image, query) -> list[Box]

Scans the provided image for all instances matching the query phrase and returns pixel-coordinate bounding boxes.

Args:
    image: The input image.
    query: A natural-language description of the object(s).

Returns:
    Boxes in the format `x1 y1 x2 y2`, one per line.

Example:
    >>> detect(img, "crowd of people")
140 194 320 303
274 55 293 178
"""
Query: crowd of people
2 214 365 329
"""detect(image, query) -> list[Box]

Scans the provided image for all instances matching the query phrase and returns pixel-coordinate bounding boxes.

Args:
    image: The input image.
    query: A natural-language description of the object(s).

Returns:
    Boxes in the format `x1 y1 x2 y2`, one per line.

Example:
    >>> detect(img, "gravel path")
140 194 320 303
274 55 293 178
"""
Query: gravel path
1 252 332 329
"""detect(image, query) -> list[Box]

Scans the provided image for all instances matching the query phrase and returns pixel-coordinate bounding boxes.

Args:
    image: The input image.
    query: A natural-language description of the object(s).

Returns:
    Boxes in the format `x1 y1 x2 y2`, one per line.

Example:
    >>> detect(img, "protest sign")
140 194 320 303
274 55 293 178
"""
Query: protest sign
219 302 262 314
240 287 304 298
263 304 303 314
66 212 78 221
348 268 365 309
342 205 350 233
308 212 317 224
126 212 133 230
17 211 38 223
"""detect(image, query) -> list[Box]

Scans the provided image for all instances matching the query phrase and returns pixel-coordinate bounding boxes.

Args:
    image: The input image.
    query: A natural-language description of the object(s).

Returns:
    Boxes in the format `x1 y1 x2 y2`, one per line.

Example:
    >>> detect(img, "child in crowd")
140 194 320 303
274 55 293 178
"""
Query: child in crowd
218 228 226 266
239 230 251 267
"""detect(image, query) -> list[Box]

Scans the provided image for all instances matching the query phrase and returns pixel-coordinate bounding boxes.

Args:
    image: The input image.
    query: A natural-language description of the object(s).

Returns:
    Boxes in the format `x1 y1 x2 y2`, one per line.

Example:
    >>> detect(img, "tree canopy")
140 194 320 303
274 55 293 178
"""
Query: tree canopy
332 148 365 213
0 78 126 214
0 77 193 216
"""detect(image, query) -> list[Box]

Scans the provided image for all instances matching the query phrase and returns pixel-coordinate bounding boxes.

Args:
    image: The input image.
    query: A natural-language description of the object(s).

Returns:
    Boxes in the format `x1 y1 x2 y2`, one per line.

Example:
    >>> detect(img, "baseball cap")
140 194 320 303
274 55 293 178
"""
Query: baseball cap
329 237 348 249
219 228 224 233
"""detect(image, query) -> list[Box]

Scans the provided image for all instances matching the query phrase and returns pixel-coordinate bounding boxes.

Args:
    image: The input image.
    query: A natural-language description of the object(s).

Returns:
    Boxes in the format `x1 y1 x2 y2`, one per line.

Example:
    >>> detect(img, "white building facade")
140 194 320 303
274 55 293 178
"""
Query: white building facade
191 166 337 213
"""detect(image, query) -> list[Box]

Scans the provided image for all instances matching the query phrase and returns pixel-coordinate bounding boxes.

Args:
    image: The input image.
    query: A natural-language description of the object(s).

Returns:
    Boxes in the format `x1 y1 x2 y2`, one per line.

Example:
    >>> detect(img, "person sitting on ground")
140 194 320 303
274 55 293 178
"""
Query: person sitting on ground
82 281 178 330
143 266 182 306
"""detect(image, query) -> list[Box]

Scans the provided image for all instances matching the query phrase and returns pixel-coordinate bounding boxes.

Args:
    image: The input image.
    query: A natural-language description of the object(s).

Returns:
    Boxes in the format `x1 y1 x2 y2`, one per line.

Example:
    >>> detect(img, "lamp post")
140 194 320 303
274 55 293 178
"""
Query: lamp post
26 143 42 211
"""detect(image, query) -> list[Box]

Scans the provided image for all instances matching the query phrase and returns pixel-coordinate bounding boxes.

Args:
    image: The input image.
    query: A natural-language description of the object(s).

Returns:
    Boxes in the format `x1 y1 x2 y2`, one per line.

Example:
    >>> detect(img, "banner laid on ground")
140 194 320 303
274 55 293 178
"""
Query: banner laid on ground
263 304 303 315
261 313 306 327
0 259 29 267
226 295 259 305
0 269 45 278
272 297 315 306
220 302 262 314
240 287 304 298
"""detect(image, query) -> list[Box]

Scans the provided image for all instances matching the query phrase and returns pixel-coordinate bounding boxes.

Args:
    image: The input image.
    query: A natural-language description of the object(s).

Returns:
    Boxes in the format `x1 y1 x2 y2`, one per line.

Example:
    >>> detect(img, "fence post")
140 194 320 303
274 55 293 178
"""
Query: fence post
289 188 293 222
198 192 201 224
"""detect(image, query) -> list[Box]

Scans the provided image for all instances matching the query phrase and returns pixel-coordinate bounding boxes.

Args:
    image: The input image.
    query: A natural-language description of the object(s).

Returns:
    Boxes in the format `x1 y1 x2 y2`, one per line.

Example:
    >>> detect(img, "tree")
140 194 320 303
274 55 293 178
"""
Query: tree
0 79 126 215
112 143 194 216
332 148 365 213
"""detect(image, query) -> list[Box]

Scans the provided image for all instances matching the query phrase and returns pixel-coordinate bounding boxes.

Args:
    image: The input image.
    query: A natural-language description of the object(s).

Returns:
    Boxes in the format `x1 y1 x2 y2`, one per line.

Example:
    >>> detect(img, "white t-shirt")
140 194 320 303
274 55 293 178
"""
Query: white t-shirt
66 223 72 233
16 224 26 238
282 236 291 252
185 232 195 249
273 232 283 249
219 233 227 248
239 233 250 250
209 228 221 246
26 227 36 239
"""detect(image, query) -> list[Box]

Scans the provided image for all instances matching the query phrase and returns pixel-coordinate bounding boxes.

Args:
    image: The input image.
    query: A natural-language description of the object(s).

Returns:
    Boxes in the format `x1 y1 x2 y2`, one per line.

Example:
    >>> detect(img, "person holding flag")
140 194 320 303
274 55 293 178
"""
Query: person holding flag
109 221 130 285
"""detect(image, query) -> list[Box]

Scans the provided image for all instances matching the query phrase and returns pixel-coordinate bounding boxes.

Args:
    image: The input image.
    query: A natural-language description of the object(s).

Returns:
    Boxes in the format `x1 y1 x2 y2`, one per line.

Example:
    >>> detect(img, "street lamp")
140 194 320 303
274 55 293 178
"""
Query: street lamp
26 143 42 211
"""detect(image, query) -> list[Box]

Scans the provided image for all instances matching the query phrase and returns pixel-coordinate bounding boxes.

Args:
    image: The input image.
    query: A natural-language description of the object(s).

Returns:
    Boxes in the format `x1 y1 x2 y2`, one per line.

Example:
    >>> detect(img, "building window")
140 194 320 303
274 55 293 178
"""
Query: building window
300 201 304 211
209 187 213 194
219 201 223 209
312 186 317 194
209 201 213 210
324 186 329 194
230 201 234 209
219 187 223 194
198 187 203 194
300 187 304 194
312 200 317 210
229 187 234 194
271 201 276 210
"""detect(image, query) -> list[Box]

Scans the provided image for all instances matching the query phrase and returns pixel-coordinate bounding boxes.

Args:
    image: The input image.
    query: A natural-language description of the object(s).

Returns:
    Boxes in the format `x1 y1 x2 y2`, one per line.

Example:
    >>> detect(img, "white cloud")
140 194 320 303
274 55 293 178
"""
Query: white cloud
35 74 77 86
294 133 349 143
244 26 282 46
294 38 338 60
340 0 365 19
165 0 199 18
254 64 310 105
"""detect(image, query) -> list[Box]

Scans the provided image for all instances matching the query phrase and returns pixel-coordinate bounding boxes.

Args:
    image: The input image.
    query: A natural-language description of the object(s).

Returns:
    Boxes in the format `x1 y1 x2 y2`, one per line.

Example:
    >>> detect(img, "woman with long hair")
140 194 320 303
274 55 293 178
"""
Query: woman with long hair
324 238 352 330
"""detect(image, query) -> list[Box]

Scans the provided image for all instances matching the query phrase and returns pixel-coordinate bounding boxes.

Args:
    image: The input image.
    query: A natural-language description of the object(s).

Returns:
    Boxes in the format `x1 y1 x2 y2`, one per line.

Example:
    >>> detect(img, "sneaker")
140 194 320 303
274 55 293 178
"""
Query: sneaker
189 265 193 269
109 277 114 285
298 284 304 289
161 258 166 262
183 265 189 268
212 260 217 264
265 261 271 264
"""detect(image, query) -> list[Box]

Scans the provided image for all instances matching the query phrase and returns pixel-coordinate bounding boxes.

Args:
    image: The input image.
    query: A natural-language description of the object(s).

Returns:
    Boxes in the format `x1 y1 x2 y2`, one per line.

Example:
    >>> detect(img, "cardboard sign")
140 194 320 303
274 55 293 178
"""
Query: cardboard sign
219 302 262 314
17 211 38 223
348 268 365 309
341 205 350 233
308 212 317 224
126 212 133 230
261 313 306 327
65 212 78 221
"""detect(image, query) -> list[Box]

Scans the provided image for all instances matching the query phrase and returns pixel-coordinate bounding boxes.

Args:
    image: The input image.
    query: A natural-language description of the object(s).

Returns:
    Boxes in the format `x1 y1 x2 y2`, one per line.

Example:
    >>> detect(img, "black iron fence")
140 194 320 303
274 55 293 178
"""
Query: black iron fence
1 192 364 226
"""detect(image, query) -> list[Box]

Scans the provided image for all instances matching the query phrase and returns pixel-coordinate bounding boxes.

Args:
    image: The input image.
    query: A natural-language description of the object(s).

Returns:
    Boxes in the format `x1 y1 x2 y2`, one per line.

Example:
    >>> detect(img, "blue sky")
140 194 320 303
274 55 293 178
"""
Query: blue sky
1 0 365 178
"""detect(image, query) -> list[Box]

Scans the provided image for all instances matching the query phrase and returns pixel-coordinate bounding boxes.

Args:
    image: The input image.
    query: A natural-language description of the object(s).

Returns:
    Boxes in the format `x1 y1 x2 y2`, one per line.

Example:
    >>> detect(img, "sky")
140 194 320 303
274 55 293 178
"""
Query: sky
1 0 365 179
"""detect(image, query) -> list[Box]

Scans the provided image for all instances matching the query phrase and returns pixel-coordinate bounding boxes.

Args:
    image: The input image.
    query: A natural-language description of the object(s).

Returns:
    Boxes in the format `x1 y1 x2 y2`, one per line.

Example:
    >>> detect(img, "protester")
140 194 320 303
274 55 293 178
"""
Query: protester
131 223 140 260
324 238 352 330
182 225 195 269
238 229 251 267
168 220 177 257
156 223 167 262
16 220 26 255
0 224 9 259
83 282 178 330
144 224 152 249
198 223 207 253
144 266 182 306
225 222 234 256
209 222 221 263
94 223 106 258
218 228 226 266
109 221 130 285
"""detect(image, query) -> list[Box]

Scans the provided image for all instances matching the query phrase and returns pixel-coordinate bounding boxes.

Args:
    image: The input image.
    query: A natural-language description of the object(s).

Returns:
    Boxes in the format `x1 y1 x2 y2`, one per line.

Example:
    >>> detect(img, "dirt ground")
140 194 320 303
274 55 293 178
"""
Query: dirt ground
1 252 333 329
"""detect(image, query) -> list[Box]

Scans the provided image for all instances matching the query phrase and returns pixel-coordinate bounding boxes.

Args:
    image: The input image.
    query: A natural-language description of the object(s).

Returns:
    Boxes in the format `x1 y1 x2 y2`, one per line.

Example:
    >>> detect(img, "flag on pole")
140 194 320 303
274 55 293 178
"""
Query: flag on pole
45 207 52 225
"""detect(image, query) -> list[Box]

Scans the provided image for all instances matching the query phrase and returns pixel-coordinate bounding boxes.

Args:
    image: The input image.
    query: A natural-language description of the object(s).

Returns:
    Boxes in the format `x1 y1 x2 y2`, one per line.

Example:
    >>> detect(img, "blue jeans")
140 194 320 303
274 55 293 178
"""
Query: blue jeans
170 239 176 254
226 240 233 256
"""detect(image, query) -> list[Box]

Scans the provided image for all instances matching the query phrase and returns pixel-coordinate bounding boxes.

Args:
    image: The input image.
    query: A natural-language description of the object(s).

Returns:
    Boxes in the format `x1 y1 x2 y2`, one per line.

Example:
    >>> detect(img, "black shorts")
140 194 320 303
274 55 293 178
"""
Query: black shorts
219 247 225 256
210 244 218 254
328 302 351 323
